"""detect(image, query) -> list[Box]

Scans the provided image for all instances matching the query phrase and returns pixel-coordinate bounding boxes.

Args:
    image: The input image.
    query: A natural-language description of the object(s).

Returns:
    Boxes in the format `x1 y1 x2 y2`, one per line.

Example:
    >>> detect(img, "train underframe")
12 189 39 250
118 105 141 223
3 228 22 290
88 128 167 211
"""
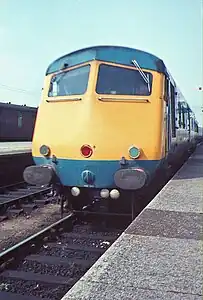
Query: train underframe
50 140 197 220
24 139 198 221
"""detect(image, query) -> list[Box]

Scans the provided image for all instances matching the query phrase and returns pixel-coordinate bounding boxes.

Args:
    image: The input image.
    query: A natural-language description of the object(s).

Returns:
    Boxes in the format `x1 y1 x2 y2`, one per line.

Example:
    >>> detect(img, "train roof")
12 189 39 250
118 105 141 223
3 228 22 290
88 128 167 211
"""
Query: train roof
0 102 37 112
46 45 167 75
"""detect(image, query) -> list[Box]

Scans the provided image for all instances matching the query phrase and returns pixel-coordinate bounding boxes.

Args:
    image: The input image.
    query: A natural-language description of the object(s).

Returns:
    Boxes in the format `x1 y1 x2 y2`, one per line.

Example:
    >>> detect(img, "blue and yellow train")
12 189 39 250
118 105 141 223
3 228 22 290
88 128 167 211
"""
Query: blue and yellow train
23 45 200 215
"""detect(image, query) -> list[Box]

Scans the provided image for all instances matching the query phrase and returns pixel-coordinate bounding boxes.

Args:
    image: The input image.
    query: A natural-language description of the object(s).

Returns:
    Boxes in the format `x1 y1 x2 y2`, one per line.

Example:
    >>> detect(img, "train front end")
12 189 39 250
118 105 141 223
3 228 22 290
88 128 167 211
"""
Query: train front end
23 46 166 214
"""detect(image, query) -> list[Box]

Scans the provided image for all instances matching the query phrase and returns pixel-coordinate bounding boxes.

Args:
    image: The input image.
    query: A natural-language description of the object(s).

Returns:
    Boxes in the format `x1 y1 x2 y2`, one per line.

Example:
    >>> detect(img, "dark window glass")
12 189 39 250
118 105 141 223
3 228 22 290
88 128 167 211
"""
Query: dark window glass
187 109 191 132
165 77 169 105
96 64 152 96
178 102 182 127
170 83 176 137
190 117 194 131
48 65 90 97
182 108 186 129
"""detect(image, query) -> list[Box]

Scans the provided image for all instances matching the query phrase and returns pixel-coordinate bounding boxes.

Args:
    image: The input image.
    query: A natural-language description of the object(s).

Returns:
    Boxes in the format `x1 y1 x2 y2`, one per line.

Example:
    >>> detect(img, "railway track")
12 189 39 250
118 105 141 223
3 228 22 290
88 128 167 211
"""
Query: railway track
0 144 200 299
0 213 124 300
0 182 53 221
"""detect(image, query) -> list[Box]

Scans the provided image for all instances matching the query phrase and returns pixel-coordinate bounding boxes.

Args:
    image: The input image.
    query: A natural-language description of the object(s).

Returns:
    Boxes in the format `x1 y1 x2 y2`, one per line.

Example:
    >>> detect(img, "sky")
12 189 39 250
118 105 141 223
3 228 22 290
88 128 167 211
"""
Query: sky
0 0 202 124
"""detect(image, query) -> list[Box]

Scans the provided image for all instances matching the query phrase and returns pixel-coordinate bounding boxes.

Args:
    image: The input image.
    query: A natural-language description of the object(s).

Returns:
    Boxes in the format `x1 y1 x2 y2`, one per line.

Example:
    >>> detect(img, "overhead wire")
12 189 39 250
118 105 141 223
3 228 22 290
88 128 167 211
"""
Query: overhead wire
0 83 39 96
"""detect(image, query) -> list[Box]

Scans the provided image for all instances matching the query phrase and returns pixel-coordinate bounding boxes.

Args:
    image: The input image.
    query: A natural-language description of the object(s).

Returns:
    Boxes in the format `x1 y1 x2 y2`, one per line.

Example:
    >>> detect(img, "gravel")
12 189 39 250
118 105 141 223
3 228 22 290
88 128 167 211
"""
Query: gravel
0 203 64 252
0 222 120 299
0 278 72 300
0 208 121 253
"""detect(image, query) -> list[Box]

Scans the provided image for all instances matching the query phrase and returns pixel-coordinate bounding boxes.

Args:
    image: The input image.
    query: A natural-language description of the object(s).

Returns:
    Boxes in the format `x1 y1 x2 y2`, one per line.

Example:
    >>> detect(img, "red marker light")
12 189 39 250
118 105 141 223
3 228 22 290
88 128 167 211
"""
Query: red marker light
80 145 93 158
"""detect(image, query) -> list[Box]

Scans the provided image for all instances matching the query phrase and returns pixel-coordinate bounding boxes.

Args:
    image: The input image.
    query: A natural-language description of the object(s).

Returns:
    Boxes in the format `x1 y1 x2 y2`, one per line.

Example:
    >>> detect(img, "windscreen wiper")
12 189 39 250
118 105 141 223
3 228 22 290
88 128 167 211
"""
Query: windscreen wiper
132 59 150 93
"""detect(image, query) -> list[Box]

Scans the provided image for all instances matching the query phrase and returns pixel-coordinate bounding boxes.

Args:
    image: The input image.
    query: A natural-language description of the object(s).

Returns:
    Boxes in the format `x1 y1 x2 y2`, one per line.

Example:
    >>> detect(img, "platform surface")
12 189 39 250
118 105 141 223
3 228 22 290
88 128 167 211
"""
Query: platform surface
62 144 203 300
0 142 32 155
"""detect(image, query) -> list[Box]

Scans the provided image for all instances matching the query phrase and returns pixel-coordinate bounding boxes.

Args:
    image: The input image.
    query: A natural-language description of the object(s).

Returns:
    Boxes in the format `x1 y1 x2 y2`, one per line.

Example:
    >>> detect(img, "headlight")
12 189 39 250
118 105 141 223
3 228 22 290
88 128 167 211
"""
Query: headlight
128 146 140 159
39 145 50 156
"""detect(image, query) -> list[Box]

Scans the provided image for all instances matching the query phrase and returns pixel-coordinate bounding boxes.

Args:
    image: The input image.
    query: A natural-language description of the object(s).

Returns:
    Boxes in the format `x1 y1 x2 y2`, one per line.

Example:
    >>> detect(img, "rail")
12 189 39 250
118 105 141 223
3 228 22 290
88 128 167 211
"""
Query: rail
0 213 123 300
0 182 52 221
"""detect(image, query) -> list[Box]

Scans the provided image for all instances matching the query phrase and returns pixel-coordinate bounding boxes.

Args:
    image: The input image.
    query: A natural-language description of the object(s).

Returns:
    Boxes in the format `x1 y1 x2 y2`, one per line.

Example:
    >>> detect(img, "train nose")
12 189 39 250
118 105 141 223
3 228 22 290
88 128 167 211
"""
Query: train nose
114 167 147 190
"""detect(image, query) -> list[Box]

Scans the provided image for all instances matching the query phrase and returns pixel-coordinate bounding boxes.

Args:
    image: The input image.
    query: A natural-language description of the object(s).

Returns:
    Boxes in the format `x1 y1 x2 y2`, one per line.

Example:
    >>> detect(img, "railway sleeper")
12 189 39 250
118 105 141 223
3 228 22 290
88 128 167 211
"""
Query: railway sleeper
0 215 123 299
0 215 8 222
0 270 78 286
7 208 24 216
34 199 50 205
24 254 95 268
0 291 50 300
21 204 38 209
46 242 105 254
61 232 119 241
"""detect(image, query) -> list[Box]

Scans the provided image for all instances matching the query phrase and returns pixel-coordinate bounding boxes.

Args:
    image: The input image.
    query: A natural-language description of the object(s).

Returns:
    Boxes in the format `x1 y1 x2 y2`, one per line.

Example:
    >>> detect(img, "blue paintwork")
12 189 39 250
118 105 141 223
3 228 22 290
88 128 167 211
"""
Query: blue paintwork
33 157 161 188
46 45 167 76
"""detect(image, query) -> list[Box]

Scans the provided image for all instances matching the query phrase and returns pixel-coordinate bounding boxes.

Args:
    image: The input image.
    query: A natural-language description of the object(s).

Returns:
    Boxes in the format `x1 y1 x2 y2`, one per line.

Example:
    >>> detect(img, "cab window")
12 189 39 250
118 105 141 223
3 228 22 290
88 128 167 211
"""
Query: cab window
96 64 152 96
48 65 90 97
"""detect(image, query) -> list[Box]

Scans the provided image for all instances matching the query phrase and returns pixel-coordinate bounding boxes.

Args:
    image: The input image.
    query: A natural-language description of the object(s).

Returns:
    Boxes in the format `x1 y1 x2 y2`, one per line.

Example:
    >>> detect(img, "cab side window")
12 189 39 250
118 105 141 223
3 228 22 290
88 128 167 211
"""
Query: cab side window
164 77 169 105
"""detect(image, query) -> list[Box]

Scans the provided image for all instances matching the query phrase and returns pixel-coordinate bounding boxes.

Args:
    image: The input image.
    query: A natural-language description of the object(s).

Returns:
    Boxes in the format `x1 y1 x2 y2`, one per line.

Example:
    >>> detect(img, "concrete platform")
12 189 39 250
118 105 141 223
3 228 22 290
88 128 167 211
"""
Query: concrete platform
62 144 203 300
0 142 31 156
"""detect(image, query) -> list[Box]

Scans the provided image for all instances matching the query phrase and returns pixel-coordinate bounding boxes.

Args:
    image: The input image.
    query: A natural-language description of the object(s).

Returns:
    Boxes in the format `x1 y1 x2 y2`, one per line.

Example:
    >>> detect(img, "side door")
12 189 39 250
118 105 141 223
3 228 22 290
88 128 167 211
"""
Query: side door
187 106 191 141
170 82 177 145
164 76 171 155
164 76 177 155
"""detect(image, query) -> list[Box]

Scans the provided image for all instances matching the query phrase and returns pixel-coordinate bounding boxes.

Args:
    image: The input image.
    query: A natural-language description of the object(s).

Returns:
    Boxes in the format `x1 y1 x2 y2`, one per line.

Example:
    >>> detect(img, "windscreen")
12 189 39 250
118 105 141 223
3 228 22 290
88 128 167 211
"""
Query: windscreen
48 65 90 97
96 64 152 96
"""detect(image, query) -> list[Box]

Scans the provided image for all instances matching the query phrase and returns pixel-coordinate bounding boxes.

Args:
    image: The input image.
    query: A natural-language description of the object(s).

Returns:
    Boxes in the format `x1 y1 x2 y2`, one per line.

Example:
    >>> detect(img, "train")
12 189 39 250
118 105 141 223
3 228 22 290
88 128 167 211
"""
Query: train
23 45 201 217
0 102 37 141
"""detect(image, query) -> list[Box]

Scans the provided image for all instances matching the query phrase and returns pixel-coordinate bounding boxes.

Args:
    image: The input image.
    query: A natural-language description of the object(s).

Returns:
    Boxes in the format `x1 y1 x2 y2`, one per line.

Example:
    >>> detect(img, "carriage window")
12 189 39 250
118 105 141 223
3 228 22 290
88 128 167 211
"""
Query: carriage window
191 117 194 131
17 112 23 128
96 64 152 96
182 109 186 129
48 65 90 97
178 102 182 127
